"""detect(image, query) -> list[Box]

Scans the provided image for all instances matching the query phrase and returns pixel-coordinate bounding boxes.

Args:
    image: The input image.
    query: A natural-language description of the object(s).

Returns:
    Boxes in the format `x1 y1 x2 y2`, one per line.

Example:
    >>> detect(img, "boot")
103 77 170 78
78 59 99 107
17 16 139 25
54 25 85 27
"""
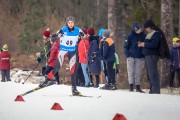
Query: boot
129 84 133 92
100 83 111 90
72 86 80 95
39 77 56 87
136 85 145 93
111 84 117 90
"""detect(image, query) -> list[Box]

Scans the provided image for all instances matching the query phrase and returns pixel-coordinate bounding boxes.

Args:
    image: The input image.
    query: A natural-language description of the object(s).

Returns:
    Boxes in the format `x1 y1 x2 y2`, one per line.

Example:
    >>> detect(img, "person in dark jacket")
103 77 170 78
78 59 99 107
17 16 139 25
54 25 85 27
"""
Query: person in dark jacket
138 20 161 94
0 44 11 82
39 34 60 86
36 28 51 76
168 37 180 94
99 29 109 83
100 30 117 90
124 23 145 93
87 27 101 87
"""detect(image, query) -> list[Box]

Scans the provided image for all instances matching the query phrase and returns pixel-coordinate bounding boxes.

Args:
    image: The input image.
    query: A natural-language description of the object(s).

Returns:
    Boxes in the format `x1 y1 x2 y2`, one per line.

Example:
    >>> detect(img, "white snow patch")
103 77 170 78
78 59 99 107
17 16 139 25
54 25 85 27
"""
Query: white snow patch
0 82 180 120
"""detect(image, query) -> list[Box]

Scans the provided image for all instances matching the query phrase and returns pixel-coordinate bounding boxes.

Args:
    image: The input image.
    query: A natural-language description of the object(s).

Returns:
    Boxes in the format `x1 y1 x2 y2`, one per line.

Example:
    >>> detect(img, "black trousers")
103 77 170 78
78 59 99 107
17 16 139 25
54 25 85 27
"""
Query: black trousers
44 66 59 84
169 68 180 87
106 61 116 84
145 55 160 94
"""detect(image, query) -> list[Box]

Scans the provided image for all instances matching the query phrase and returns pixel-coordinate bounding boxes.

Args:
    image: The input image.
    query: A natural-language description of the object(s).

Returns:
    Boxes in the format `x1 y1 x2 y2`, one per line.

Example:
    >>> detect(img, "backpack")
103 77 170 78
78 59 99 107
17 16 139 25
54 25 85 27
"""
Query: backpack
157 29 170 59
147 30 170 59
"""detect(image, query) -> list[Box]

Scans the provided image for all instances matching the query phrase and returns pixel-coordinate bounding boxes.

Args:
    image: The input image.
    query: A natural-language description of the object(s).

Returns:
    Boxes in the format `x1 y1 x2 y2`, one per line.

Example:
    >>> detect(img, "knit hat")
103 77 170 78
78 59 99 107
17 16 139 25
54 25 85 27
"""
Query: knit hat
87 27 95 36
99 29 105 37
172 37 180 45
131 23 140 31
144 19 156 28
82 29 87 34
66 16 75 23
2 44 8 51
50 34 58 42
43 28 50 38
103 30 111 38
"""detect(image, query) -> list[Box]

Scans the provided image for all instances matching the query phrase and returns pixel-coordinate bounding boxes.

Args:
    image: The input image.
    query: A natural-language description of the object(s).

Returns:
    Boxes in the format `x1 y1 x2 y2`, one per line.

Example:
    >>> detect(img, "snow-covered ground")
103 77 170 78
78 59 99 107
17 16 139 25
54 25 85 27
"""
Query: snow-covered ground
0 82 180 120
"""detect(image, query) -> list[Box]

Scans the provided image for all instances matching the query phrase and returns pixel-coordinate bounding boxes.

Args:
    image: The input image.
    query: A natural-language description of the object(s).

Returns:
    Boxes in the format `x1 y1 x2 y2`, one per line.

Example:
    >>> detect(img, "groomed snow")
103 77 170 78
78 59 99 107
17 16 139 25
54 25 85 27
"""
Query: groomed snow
0 82 180 120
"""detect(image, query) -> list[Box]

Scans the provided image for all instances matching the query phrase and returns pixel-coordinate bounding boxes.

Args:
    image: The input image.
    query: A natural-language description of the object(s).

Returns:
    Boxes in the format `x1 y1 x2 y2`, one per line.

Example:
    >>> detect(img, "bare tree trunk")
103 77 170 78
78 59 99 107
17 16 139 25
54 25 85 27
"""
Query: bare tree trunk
108 0 128 88
108 0 117 39
179 0 180 37
97 0 100 21
161 0 173 87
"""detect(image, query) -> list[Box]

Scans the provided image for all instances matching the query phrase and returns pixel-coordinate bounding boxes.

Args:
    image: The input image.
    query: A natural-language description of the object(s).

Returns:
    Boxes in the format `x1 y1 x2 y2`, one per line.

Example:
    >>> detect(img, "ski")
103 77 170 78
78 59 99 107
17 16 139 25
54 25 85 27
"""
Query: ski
70 94 101 98
20 84 54 96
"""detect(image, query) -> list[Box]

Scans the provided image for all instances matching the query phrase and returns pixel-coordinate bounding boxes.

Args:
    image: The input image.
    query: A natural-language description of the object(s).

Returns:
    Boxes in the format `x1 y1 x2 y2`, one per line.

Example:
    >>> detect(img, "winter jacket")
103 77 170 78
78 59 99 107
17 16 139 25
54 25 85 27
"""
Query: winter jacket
103 37 116 61
99 38 105 60
142 31 160 56
89 35 100 44
0 51 11 70
169 45 180 69
40 40 51 66
124 31 145 58
88 40 101 75
78 38 89 63
47 40 60 68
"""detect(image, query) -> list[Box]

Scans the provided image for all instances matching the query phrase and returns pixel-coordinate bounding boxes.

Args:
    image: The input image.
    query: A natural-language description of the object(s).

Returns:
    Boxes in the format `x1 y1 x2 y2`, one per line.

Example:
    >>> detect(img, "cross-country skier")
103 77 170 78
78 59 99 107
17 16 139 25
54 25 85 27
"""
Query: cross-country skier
39 16 84 95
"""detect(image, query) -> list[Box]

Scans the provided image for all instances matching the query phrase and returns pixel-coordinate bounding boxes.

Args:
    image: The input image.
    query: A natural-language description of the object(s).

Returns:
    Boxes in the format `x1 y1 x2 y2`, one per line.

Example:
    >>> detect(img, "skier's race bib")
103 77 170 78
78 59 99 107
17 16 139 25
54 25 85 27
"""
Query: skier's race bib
60 36 79 52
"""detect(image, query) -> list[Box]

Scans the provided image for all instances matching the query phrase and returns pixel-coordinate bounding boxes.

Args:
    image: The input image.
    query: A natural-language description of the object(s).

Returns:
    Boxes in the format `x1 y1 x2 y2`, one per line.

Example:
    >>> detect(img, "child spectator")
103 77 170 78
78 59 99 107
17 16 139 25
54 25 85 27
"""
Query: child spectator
0 44 11 82
168 37 180 94
100 30 117 90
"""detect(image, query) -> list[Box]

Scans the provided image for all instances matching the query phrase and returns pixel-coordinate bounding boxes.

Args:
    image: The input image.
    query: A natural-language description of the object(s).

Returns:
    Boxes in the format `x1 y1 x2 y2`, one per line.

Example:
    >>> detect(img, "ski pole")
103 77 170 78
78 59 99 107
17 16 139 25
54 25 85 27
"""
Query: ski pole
22 63 40 84
22 35 59 84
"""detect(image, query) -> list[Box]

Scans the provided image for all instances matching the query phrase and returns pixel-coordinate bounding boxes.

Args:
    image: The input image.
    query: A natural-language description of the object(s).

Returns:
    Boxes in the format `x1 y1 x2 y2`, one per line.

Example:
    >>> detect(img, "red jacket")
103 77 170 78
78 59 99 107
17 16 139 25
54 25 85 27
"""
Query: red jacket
78 38 89 63
48 40 60 68
0 51 11 70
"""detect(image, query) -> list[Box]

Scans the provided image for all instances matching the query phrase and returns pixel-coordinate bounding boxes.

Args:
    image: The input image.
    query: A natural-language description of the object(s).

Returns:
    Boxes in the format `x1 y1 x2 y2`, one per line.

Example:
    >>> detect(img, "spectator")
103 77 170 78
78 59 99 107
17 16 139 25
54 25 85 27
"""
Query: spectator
124 23 145 93
138 20 161 94
0 44 11 82
78 29 91 87
42 34 60 85
88 27 101 87
100 30 116 90
36 28 51 76
99 29 109 83
168 37 180 94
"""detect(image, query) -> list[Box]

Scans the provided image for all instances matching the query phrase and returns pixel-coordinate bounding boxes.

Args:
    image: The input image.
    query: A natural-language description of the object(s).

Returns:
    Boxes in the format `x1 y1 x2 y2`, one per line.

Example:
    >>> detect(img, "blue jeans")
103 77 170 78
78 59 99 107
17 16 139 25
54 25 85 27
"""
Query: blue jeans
1 70 10 82
81 63 90 86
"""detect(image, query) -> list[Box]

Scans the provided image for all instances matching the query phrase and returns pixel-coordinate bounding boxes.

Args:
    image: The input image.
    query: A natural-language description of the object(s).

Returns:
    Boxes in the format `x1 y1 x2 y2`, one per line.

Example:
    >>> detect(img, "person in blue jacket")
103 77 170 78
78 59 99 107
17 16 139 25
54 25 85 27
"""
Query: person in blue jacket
124 23 145 93
39 16 84 95
168 37 180 94
138 20 161 94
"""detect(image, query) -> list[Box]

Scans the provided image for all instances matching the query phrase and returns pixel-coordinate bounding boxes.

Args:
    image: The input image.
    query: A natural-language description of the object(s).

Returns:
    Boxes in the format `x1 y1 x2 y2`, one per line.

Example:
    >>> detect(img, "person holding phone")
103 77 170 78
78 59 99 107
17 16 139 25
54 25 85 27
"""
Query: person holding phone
124 23 145 92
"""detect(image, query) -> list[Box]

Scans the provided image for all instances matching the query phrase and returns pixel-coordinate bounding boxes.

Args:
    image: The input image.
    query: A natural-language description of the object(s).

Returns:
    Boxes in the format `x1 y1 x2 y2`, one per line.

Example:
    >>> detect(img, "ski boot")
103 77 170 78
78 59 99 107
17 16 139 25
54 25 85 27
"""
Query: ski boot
136 85 145 93
129 84 133 92
39 77 56 88
72 86 80 95
111 84 117 90
100 83 111 90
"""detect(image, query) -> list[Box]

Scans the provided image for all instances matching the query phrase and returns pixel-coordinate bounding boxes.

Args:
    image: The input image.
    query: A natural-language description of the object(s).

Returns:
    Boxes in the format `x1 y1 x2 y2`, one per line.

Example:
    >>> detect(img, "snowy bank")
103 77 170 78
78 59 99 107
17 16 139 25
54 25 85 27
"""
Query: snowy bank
0 82 180 120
